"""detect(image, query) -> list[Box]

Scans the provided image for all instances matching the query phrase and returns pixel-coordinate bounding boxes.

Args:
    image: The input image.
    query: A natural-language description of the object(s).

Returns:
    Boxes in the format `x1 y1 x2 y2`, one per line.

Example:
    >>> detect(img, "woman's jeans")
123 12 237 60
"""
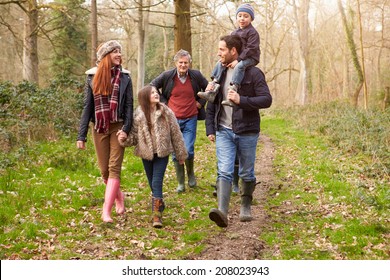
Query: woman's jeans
142 155 169 198
172 116 197 161
216 126 259 183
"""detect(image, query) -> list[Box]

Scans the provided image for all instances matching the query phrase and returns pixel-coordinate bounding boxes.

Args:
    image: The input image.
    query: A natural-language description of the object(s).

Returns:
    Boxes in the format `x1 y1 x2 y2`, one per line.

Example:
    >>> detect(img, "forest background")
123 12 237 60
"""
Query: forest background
0 0 389 260
0 0 389 107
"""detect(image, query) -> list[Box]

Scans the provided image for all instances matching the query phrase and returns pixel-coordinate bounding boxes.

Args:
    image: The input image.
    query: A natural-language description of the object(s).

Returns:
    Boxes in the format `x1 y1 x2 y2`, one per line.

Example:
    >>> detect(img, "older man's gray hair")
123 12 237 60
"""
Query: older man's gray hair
173 49 192 63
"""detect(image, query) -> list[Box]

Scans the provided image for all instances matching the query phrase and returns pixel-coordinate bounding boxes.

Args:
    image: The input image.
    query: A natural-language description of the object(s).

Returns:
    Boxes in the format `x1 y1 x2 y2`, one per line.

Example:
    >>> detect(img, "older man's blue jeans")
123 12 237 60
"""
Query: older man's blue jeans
172 116 197 161
216 126 258 183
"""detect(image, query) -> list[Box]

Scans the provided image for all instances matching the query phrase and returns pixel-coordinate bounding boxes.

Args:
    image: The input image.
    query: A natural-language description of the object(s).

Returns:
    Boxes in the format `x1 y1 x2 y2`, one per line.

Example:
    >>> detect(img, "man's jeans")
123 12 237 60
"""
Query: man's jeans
216 126 259 183
172 116 197 161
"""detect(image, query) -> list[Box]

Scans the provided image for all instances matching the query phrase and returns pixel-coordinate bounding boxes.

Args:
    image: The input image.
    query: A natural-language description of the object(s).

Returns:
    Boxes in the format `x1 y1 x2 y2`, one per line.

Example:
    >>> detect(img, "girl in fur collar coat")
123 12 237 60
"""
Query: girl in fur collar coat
118 85 187 228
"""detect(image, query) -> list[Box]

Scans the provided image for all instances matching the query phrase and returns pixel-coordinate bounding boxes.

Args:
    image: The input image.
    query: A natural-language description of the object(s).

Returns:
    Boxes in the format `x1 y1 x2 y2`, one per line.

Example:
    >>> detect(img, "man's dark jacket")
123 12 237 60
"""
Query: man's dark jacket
206 66 272 136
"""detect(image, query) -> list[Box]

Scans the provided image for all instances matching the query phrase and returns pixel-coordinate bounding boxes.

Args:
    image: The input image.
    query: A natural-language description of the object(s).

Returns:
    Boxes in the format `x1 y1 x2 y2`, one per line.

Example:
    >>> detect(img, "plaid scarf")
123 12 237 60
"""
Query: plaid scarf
94 66 121 133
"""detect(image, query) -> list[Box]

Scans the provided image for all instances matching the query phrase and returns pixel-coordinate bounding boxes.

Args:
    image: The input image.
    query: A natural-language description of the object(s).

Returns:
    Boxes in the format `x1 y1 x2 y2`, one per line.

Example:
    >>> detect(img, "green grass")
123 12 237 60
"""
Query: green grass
259 109 389 260
1 105 388 260
0 121 220 260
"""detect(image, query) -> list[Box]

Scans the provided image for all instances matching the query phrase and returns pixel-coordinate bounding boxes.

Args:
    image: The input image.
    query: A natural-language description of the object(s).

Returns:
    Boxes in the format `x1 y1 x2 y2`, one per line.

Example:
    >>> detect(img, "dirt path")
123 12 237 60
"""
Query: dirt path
194 134 275 260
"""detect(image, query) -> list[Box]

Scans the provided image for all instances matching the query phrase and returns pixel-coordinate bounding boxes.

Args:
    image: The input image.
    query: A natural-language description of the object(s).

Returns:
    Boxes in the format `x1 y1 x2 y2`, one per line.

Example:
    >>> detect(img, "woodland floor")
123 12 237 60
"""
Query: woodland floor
193 134 275 260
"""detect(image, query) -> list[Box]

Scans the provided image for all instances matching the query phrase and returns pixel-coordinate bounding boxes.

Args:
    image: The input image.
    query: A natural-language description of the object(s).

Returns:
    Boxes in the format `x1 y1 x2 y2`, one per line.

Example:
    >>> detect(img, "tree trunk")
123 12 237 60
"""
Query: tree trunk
198 9 204 73
90 0 98 67
337 0 363 107
376 2 386 93
163 27 169 70
357 0 368 110
295 57 308 105
174 0 191 54
292 0 310 105
263 0 269 70
23 0 39 84
342 49 350 100
162 4 170 71
381 87 389 111
137 0 150 92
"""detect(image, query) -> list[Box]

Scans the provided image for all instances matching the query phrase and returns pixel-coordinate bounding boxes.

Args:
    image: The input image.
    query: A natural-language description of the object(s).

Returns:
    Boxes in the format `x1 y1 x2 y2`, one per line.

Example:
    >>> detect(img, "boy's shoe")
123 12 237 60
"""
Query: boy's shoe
222 84 238 107
221 99 234 106
197 82 220 103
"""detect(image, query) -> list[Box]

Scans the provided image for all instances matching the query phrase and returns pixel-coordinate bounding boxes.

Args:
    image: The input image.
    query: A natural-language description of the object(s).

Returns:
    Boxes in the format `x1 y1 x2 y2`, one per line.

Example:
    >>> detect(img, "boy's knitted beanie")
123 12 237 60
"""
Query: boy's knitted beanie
236 3 255 20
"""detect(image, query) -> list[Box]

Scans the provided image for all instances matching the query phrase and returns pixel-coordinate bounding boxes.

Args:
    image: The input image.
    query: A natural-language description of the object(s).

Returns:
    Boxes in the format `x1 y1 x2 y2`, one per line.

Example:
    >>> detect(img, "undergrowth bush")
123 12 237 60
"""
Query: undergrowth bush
272 102 389 177
0 77 84 171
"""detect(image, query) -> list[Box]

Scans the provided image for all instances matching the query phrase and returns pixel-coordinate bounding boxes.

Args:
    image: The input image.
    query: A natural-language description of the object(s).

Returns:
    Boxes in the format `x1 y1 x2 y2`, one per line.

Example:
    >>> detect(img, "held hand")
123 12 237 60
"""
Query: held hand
208 134 215 142
116 130 128 142
76 141 85 150
205 82 215 91
196 101 202 109
227 60 238 68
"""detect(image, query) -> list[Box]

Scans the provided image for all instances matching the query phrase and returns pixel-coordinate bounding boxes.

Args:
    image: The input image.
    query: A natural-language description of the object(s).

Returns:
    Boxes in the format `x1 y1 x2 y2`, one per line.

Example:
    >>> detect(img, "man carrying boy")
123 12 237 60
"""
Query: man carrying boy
206 35 272 227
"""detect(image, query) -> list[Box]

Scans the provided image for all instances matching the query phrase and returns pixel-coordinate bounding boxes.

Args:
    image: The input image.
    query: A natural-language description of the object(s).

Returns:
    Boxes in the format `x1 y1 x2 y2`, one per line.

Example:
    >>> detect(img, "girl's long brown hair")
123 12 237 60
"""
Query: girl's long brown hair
138 85 161 131
92 44 122 95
